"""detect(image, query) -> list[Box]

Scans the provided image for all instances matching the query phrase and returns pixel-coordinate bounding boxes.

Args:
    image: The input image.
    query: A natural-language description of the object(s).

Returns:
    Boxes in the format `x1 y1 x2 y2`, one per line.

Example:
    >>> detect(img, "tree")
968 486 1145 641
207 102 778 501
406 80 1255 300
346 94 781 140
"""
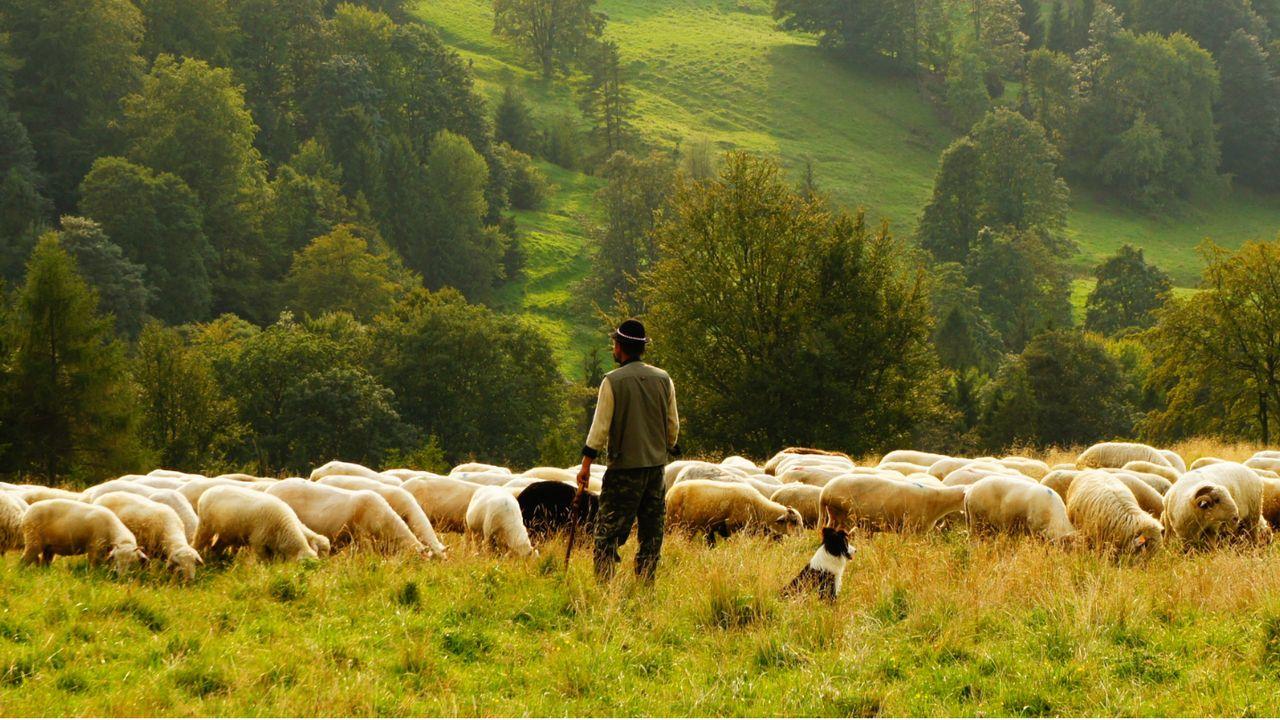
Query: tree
578 40 634 157
494 85 539 155
137 0 235 64
134 321 238 472
0 0 144 209
119 55 269 319
418 131 502 300
492 0 605 78
918 108 1069 264
372 288 567 466
979 330 1134 448
3 236 142 483
1084 244 1172 335
931 262 1004 371
944 45 992 130
1216 30 1280 188
79 157 213 324
278 364 410 471
585 151 675 310
643 152 942 457
1022 48 1075 148
966 229 1073 351
772 0 941 71
1018 0 1044 48
283 224 418 322
264 140 369 261
974 0 1028 79
1129 0 1268 55
48 217 151 337
1144 238 1280 444
0 103 50 281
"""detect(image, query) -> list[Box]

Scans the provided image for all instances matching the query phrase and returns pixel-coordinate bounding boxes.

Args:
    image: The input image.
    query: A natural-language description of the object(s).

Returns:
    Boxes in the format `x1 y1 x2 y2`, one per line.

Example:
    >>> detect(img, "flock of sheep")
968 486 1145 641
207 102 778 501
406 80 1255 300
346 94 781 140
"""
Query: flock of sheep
0 440 1277 581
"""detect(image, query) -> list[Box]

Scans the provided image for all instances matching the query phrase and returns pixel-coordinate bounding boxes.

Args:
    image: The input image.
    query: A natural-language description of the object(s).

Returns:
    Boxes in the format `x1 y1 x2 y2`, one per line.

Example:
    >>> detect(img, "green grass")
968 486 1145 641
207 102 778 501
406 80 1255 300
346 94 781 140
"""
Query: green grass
415 0 1280 367
7 531 1280 714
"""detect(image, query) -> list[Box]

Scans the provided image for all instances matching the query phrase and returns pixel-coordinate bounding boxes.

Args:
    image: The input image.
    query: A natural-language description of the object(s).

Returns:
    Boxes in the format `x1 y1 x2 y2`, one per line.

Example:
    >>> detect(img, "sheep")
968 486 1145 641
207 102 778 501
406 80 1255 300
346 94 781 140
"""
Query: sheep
764 447 853 475
1245 456 1280 473
666 480 803 545
82 479 159 502
402 475 486 532
999 456 1051 480
131 476 186 490
21 499 146 572
522 467 577 484
722 456 763 474
743 476 784 499
880 450 951 468
381 468 430 482
1260 474 1280 529
316 475 447 557
820 474 966 532
1076 442 1172 470
92 492 203 580
266 480 425 555
877 461 932 476
215 473 260 482
147 469 189 479
1041 469 1082 499
776 466 848 487
964 476 1076 543
1064 470 1162 554
1122 460 1180 484
80 480 200 544
465 486 536 557
1190 456 1226 470
927 457 973 481
1167 462 1269 543
1121 469 1173 496
449 471 516 487
674 462 745 488
1111 472 1166 519
1159 449 1188 474
942 462 1020 487
10 485 83 504
195 485 318 562
1162 471 1243 547
310 460 383 482
770 484 824 528
516 480 598 542
0 492 28 552
503 476 541 492
452 462 511 476
773 455 856 479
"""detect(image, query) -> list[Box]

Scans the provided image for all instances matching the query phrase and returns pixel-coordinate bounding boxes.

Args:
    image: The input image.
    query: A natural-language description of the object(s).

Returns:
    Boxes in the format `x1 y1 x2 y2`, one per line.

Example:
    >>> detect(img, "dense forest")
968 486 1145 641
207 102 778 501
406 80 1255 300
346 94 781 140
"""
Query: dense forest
0 0 1277 483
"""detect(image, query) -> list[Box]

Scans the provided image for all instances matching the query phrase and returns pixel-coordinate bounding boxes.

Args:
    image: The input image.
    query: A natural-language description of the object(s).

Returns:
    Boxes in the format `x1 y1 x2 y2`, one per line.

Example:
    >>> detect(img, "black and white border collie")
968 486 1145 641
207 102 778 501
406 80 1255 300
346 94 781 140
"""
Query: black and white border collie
784 526 854 602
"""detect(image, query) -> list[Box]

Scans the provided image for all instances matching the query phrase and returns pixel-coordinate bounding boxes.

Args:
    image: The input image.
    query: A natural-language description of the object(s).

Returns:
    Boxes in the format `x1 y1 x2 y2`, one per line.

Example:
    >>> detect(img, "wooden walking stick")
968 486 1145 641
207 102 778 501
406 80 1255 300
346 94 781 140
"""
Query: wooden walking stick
564 486 584 569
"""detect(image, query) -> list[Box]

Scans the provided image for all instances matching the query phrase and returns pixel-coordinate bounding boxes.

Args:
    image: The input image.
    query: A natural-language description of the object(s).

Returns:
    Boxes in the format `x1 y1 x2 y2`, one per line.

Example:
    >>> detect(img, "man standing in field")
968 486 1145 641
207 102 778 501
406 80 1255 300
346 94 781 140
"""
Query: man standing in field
576 318 680 583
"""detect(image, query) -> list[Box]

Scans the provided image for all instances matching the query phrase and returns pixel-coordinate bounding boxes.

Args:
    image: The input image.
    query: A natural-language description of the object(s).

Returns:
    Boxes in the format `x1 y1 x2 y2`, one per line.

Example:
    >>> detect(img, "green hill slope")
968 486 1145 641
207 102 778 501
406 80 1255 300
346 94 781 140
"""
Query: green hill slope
415 0 1280 369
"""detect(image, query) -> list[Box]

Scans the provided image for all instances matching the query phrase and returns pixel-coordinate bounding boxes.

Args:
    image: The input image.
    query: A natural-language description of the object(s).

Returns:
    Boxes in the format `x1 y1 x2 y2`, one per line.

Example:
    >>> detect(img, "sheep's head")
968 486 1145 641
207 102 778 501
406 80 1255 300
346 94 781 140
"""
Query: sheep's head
109 543 147 573
767 507 803 538
168 546 203 582
308 534 331 557
1192 484 1240 535
1128 523 1164 554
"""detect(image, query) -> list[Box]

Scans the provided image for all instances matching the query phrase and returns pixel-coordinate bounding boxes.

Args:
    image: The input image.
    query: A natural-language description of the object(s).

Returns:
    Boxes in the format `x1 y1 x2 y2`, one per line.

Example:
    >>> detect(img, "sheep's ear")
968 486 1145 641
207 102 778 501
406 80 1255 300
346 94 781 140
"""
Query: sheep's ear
1133 534 1148 548
1194 485 1217 509
137 549 149 562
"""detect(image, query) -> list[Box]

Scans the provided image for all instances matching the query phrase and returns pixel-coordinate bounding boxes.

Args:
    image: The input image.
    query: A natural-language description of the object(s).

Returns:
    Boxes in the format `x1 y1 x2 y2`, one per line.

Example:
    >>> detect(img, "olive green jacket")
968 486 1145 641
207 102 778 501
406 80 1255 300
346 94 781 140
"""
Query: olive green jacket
582 360 679 469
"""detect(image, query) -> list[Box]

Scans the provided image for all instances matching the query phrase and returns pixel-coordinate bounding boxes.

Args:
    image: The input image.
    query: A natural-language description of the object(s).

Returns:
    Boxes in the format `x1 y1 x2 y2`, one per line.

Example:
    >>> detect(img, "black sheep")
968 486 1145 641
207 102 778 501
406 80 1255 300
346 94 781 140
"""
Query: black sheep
517 481 598 542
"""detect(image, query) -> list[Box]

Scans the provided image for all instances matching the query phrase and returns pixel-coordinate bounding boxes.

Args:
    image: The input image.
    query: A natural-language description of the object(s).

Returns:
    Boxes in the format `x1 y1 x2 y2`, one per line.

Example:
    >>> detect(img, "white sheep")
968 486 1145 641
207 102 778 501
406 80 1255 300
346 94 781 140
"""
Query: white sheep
266 479 425 555
317 475 447 557
1190 456 1226 470
1162 470 1243 547
451 462 512 476
308 460 401 485
1159 449 1188 473
998 456 1051 480
1260 473 1280 529
1122 460 1180 484
880 450 950 468
776 466 848 487
401 475 487 532
522 467 577 484
942 462 1021 487
21 499 147 572
769 484 824 528
381 468 431 482
1064 470 1163 554
1076 442 1173 470
666 480 803 544
1041 468 1082 499
819 474 966 532
964 476 1075 542
92 492 203 580
144 489 200 544
764 448 853 475
721 456 763 474
195 485 318 562
1167 462 1269 543
877 461 932 476
1245 456 1280 473
177 477 251 507
9 485 82 504
1110 472 1166 519
465 486 536 557
449 471 517 487
927 457 973 480
0 491 28 553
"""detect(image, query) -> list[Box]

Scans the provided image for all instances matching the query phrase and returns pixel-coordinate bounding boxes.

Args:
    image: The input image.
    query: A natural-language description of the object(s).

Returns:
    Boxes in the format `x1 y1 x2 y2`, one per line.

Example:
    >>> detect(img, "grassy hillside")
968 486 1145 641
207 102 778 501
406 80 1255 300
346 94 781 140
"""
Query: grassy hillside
416 0 1280 367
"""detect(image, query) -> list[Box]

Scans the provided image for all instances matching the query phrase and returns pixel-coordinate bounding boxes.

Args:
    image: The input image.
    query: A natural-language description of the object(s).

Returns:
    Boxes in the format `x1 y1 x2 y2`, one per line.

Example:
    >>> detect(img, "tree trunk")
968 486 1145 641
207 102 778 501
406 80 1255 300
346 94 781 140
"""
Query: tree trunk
1261 391 1270 446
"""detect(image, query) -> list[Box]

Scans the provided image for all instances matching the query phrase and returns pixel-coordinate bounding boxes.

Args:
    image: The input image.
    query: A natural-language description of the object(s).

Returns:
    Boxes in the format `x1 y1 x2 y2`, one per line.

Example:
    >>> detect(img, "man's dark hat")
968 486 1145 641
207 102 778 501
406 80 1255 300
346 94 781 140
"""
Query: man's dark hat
610 318 651 344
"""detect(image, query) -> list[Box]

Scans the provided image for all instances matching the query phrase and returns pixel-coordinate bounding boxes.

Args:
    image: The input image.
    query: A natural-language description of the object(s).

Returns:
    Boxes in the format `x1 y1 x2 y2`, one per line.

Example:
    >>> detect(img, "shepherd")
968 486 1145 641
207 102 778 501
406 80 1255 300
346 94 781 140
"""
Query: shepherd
575 318 681 583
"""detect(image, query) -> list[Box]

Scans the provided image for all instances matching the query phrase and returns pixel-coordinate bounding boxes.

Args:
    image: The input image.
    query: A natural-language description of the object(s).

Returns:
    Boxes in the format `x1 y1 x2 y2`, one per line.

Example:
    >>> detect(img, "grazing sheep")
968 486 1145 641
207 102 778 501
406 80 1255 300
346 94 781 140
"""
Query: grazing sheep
131 476 186 490
1190 456 1226 471
381 469 429 482
82 479 158 502
927 457 972 481
266 480 424 555
0 492 28 552
10 486 82 504
1122 461 1180 484
516 481 598 541
1159 449 1188 474
1162 472 1242 547
503 476 541 492
449 471 516 487
522 467 577 484
820 474 966 532
465 486 536 557
674 461 746 487
1245 456 1280 473
1111 472 1166 519
1260 474 1280 529
309 460 400 485
999 457 1051 480
877 461 932 476
1076 442 1172 470
1041 469 1082 499
92 492 203 580
21 499 146 572
402 475 486 532
880 450 950 468
144 489 199 544
770 484 824 528
764 448 853 475
666 480 803 545
942 463 1020 487
1064 471 1163 554
783 526 854 602
452 462 511 476
215 473 260 482
722 456 763 474
1168 462 1269 543
964 476 1076 542
195 485 318 562
147 469 189 479
317 475 447 557
177 477 257 507
777 466 848 487
772 456 856 479
1121 470 1173 496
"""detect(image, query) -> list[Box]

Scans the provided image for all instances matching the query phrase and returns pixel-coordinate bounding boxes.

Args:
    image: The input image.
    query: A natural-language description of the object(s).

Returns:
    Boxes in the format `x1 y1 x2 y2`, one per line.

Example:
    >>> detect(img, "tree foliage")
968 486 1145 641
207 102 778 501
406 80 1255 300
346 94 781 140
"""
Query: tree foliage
50 217 151 337
283 224 417 322
1084 244 1172 335
586 150 674 311
492 0 605 78
643 152 942 457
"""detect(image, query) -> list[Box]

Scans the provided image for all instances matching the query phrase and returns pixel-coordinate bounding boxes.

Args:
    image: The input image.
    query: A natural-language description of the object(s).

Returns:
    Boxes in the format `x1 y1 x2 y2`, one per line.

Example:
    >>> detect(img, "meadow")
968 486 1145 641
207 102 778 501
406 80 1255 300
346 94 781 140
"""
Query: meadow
415 0 1280 369
5 441 1280 715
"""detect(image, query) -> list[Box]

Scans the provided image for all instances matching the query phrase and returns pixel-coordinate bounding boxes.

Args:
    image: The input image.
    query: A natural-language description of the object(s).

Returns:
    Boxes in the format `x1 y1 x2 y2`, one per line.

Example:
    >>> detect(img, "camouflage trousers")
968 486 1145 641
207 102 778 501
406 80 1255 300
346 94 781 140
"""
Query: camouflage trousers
593 466 666 582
